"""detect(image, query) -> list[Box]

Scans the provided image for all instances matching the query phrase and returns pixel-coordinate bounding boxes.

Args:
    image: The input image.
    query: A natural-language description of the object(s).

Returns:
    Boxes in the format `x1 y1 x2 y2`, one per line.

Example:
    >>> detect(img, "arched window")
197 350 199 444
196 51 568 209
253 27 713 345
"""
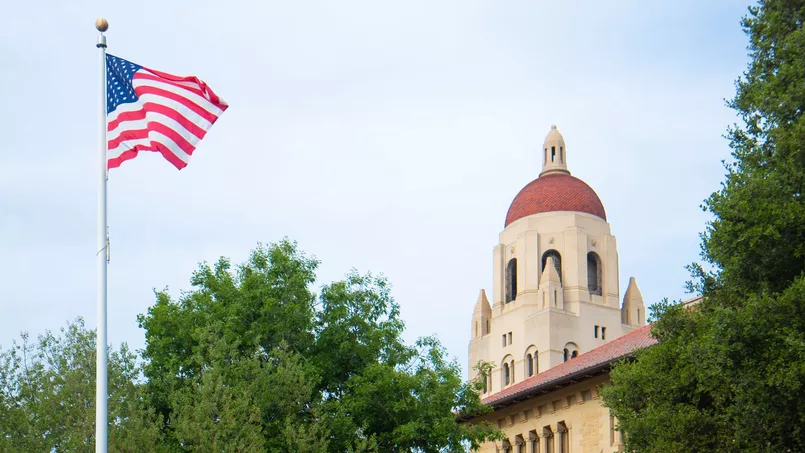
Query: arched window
503 363 510 386
511 360 515 383
505 258 518 303
564 342 578 361
527 354 534 377
541 250 562 283
587 252 602 296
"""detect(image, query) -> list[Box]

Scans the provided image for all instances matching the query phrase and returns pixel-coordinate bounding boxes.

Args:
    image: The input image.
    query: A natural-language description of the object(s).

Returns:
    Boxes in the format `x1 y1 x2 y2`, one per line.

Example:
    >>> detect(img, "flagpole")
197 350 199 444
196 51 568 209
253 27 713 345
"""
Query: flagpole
95 17 109 453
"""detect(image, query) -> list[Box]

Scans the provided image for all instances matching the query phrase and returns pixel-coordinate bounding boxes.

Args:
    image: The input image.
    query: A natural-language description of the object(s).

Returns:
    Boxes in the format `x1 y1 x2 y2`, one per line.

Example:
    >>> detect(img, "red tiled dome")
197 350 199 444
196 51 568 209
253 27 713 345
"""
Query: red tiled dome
504 173 606 226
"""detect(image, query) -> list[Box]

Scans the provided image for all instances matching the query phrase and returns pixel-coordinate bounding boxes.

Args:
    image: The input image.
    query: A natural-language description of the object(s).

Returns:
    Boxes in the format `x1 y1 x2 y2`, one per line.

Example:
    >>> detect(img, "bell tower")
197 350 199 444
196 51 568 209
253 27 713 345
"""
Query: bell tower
468 125 645 396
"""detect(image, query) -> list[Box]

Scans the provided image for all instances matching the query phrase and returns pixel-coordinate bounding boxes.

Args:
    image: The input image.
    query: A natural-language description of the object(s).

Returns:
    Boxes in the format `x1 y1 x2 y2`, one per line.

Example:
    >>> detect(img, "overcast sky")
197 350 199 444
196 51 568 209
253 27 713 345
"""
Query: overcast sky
1 1 751 375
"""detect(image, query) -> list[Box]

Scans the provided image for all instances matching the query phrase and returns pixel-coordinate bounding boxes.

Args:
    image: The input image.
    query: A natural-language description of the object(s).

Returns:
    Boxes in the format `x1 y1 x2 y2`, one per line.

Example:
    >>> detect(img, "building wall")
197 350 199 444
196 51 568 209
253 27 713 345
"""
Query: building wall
471 375 623 453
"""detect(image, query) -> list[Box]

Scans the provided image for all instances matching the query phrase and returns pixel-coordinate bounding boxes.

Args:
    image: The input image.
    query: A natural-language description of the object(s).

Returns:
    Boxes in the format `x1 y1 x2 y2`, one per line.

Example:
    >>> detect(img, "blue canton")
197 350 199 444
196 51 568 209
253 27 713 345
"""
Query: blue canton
106 54 143 114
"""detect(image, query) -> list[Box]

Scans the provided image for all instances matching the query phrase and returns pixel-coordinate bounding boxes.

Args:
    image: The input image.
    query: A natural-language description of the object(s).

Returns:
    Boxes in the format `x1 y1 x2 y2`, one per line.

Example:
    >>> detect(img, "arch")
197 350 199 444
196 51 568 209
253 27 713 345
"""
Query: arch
541 250 562 283
524 345 538 376
501 355 514 387
587 251 602 296
511 360 515 383
564 342 578 362
505 258 518 303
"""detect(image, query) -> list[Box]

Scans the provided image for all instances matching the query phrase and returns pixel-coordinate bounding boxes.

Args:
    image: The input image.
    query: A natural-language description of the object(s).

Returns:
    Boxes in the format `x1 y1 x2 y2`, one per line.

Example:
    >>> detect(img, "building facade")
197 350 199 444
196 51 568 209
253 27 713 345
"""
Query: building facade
465 125 652 452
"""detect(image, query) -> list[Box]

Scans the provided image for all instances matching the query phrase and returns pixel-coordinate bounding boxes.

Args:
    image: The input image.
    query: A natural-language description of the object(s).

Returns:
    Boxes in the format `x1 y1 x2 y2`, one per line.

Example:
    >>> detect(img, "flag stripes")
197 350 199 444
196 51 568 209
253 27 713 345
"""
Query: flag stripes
106 54 227 170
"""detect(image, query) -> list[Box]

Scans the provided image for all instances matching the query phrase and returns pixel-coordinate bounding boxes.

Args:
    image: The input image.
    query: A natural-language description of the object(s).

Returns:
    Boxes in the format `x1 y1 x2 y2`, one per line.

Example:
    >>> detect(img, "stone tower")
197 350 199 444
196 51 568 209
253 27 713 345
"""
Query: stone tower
468 125 645 395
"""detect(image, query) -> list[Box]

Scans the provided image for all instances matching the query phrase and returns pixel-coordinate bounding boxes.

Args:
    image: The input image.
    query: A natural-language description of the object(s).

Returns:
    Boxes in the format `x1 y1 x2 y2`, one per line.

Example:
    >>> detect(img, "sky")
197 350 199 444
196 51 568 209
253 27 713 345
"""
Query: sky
1 0 752 376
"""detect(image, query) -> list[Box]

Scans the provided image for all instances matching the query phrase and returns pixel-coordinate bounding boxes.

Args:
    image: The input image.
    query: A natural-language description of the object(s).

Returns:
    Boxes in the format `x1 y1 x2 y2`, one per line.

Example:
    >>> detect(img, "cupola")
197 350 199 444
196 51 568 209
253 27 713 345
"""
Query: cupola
541 125 569 176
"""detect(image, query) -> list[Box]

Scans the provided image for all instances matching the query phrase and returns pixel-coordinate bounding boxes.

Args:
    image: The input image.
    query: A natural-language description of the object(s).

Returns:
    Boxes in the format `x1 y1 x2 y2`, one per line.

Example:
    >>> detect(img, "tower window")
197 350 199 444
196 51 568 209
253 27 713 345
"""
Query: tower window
504 363 510 386
502 334 507 347
551 146 556 162
564 342 578 361
511 360 515 383
505 258 518 303
541 250 562 283
587 252 602 296
560 146 563 163
527 354 534 377
486 319 490 334
594 325 599 338
508 332 512 344
602 327 607 340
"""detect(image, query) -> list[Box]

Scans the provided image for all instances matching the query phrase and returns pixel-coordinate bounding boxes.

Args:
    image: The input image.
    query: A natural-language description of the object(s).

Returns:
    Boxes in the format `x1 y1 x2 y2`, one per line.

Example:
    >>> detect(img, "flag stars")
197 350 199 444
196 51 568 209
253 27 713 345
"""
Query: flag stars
105 54 142 113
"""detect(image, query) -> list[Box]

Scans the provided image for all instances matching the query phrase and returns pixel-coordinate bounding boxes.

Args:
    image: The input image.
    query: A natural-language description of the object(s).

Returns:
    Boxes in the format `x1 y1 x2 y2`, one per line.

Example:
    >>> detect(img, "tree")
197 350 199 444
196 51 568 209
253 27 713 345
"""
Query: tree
139 239 499 452
0 319 164 452
602 1 805 451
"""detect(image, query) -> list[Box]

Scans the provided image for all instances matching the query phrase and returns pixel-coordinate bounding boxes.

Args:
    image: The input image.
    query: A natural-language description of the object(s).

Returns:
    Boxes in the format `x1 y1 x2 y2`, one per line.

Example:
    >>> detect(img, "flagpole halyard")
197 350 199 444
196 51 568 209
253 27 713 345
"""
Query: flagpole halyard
95 17 109 453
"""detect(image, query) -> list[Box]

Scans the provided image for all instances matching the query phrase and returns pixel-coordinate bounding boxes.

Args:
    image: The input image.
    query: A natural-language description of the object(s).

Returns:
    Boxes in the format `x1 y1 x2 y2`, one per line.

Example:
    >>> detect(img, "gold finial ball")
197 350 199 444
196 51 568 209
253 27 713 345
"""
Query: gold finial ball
95 17 109 32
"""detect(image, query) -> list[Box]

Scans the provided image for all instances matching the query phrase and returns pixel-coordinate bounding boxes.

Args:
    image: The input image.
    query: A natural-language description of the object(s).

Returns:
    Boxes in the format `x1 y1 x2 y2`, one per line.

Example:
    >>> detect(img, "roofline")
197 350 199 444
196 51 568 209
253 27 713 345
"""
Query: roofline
458 324 659 422
457 352 631 422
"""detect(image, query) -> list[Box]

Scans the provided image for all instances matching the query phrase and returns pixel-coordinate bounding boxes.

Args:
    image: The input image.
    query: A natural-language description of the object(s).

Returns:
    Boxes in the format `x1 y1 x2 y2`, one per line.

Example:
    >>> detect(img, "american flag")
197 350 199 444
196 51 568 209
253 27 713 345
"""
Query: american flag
105 54 227 170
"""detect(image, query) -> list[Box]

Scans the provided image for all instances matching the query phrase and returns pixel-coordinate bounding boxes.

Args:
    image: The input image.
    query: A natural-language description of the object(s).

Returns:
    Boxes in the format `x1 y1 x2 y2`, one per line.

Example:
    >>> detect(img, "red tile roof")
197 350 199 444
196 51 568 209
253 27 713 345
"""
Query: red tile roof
482 325 655 407
505 173 607 227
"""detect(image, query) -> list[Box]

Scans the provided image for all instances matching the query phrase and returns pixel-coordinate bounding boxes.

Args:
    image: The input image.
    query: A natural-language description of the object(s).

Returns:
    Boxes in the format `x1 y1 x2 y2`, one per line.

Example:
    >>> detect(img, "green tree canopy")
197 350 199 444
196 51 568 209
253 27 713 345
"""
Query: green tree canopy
602 1 805 451
1 240 498 451
0 319 164 452
138 239 498 452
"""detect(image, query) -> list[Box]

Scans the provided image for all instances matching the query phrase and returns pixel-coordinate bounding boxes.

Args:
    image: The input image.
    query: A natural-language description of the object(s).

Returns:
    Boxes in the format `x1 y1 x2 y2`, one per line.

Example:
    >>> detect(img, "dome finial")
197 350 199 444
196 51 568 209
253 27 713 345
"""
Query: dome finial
540 124 570 176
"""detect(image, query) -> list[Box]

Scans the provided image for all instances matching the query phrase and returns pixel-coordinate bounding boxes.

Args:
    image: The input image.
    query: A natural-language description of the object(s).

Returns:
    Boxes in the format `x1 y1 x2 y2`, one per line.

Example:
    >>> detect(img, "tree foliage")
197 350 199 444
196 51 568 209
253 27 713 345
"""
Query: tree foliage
137 239 498 452
1 239 498 451
602 1 805 451
0 319 164 452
